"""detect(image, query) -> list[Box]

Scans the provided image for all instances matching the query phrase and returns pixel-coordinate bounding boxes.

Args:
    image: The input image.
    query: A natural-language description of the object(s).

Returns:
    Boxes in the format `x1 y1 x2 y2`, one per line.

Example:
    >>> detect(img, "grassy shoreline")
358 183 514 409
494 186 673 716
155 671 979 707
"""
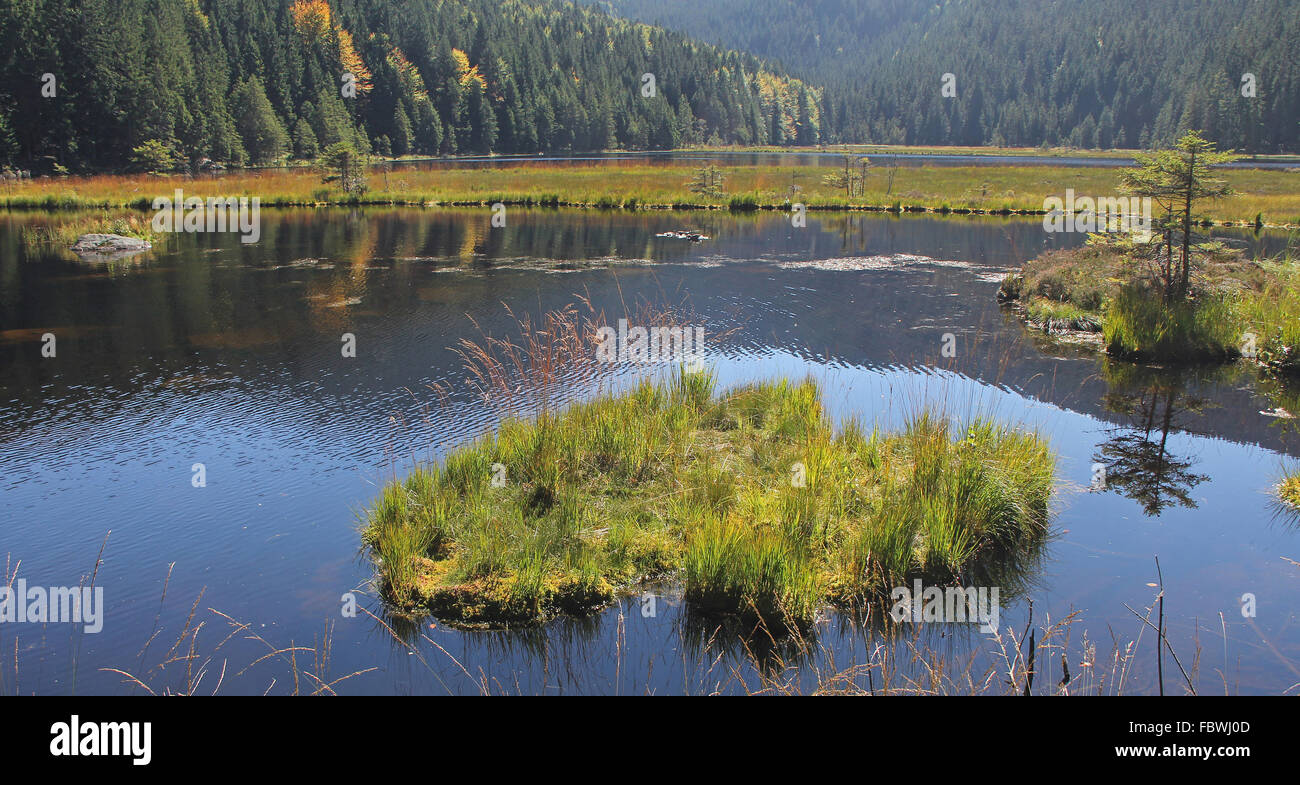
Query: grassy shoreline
4 159 1298 226
362 370 1055 629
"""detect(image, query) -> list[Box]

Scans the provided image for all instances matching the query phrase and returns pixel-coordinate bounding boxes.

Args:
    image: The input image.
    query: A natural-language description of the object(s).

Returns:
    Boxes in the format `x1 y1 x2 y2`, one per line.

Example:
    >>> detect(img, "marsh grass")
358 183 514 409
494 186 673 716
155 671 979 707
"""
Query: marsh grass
1023 298 1103 333
1239 256 1300 375
362 367 1056 630
4 160 1298 223
1103 284 1240 362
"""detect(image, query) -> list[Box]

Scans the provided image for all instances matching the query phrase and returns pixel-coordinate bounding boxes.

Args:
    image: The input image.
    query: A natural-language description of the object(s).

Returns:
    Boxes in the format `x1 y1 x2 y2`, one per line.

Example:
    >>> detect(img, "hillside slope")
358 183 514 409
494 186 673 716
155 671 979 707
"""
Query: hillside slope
0 0 822 170
599 0 1300 152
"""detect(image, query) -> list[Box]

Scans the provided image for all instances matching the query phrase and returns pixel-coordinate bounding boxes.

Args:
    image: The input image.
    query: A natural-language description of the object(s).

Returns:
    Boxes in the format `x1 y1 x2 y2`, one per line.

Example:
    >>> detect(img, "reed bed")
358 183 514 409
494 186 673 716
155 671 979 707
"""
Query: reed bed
17 210 155 248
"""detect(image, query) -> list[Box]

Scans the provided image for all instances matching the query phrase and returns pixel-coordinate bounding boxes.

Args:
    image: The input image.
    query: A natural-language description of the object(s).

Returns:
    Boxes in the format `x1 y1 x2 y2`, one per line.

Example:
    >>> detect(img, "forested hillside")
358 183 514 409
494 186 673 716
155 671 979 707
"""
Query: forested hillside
600 0 1300 152
0 0 822 171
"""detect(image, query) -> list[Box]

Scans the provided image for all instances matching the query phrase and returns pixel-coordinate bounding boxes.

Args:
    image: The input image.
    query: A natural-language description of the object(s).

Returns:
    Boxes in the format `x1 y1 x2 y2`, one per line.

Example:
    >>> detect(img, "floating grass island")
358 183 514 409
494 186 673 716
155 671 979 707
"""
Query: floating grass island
362 371 1055 629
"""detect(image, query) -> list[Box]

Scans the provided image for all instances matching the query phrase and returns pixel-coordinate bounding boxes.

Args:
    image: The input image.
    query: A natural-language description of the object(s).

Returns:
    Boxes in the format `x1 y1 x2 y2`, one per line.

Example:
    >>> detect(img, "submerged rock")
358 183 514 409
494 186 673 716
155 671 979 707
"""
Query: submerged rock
70 233 152 261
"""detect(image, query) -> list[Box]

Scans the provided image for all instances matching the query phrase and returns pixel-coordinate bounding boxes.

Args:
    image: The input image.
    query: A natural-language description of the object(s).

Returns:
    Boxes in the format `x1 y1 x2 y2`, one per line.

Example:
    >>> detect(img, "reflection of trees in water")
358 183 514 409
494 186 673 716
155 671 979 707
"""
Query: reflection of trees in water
1094 363 1212 516
1257 375 1300 443
676 533 1050 684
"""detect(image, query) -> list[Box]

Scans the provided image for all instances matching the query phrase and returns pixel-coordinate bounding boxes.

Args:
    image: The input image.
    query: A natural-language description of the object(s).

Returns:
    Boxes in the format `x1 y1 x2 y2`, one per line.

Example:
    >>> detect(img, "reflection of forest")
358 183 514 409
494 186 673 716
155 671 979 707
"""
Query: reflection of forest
1093 363 1211 516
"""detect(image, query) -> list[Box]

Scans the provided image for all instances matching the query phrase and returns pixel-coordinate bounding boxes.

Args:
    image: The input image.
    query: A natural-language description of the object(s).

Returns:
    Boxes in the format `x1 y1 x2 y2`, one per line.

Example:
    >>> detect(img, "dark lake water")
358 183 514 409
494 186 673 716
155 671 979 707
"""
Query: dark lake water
2 208 1298 694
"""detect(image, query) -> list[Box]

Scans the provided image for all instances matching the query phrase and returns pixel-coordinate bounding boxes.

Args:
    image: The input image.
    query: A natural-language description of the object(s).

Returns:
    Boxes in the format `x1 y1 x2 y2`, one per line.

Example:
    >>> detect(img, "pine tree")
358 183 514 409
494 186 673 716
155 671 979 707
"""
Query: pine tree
391 103 412 156
232 76 290 164
292 116 319 159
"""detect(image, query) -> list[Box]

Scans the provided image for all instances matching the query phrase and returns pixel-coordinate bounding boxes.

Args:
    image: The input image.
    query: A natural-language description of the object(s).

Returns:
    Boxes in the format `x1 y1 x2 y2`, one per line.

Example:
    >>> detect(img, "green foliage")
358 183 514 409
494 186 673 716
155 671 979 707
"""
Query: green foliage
232 77 289 165
1023 298 1102 332
727 194 759 212
1280 472 1300 510
319 142 367 194
1120 131 1237 300
290 118 320 160
1238 256 1300 375
688 164 725 196
1010 237 1300 369
128 139 185 173
0 0 822 171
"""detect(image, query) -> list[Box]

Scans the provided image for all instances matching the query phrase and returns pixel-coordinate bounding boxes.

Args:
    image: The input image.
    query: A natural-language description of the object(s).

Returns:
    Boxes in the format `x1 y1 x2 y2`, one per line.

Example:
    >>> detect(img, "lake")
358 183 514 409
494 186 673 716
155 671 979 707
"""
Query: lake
1 207 1297 694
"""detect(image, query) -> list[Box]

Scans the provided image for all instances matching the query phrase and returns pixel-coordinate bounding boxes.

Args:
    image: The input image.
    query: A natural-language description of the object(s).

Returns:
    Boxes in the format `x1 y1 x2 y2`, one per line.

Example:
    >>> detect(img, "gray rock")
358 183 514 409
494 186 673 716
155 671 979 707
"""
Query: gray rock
70 233 152 260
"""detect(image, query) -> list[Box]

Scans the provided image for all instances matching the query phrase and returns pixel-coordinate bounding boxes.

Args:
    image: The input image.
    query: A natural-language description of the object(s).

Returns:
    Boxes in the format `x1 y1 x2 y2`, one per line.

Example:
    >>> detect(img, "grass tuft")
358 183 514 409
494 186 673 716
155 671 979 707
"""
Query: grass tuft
1103 284 1239 362
1279 472 1300 510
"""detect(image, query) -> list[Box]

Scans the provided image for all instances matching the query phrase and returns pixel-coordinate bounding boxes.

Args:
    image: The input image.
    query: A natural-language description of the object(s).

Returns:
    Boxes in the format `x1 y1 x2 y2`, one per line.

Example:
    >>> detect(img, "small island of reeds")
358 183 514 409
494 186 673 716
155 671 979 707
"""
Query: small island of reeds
1000 237 1300 371
361 369 1056 629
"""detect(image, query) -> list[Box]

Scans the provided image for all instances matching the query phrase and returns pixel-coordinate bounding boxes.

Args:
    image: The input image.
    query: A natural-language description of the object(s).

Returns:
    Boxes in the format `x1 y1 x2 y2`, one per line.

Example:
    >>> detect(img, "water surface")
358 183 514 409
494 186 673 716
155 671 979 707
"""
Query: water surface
1 208 1297 694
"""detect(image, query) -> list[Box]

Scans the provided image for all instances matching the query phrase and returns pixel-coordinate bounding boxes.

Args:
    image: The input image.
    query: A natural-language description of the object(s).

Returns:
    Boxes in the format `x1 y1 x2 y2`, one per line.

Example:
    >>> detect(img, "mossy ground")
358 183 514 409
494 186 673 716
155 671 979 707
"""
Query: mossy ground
362 371 1056 629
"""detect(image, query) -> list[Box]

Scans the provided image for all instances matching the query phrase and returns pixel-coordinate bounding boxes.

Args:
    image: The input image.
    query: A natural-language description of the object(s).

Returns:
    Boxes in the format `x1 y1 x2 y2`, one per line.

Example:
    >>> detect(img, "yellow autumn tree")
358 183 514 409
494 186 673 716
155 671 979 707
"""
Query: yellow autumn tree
289 0 332 44
335 28 373 95
290 0 372 96
388 46 429 103
451 48 485 90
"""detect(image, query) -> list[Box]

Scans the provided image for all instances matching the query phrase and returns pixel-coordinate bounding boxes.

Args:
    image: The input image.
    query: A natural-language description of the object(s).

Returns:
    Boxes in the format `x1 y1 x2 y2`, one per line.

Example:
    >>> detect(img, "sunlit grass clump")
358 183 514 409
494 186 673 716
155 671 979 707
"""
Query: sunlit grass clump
1102 284 1240 362
1279 473 1300 510
362 370 1056 629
